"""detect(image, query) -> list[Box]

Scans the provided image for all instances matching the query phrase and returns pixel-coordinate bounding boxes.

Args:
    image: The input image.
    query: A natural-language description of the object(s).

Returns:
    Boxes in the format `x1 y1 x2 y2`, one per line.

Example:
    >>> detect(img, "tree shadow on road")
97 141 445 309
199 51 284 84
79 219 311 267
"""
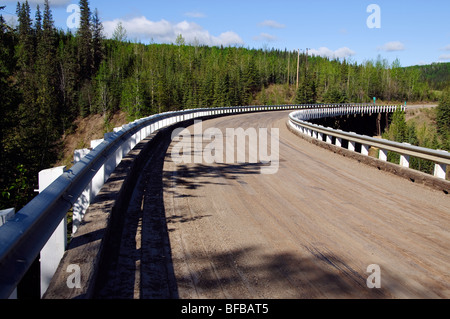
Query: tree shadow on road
173 244 392 299
163 160 271 198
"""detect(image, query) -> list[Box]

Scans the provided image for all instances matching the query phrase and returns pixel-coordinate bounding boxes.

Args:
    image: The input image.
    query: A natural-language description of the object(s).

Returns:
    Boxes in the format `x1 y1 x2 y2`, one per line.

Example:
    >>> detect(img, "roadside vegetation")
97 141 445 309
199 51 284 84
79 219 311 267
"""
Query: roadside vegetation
382 90 450 175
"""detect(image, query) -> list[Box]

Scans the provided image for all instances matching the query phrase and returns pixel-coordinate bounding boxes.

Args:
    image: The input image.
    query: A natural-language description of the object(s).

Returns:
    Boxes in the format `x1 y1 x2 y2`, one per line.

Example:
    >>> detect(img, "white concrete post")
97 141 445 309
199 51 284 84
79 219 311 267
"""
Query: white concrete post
90 138 103 150
434 150 448 179
73 148 90 163
318 132 323 141
348 141 356 152
39 166 67 297
400 144 411 167
361 144 369 156
0 208 15 227
335 138 342 148
434 163 447 179
400 154 410 168
326 135 332 144
379 149 388 161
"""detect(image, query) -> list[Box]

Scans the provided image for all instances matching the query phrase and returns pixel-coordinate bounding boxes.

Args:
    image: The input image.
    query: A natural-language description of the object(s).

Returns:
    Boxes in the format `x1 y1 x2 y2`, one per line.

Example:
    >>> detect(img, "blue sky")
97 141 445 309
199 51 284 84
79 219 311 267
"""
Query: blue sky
2 0 450 66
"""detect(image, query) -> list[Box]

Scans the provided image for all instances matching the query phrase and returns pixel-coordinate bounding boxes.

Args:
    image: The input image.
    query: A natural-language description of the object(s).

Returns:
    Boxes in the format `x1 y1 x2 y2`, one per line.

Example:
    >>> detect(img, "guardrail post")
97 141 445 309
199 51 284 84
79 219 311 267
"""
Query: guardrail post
434 150 448 179
379 149 388 161
0 208 15 227
361 144 369 156
38 166 67 298
400 144 411 168
348 140 356 152
335 137 342 148
434 162 447 179
90 138 103 149
400 154 410 168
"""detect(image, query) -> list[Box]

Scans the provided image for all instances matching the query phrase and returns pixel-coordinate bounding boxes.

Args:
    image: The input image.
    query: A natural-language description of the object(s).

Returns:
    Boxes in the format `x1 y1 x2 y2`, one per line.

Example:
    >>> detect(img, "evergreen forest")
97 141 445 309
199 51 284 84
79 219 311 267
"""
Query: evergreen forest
1 1 449 210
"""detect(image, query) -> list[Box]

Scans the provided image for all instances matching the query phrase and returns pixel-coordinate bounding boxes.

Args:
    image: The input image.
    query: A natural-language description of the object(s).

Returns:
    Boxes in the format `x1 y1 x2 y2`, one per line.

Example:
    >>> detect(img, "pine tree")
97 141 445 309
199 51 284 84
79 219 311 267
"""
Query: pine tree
36 0 60 144
12 1 42 206
92 8 104 72
16 1 34 73
34 5 42 40
295 70 317 104
57 32 79 132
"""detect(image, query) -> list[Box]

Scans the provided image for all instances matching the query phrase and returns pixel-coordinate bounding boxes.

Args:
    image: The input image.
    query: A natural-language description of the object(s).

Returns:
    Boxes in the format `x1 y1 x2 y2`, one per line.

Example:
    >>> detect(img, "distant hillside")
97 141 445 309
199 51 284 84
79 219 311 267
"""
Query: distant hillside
406 62 450 90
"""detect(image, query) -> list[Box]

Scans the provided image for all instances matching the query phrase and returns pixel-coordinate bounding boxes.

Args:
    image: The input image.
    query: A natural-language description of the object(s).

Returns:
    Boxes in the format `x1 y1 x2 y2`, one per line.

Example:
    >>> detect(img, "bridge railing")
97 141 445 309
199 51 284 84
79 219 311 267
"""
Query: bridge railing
0 103 396 299
289 107 450 180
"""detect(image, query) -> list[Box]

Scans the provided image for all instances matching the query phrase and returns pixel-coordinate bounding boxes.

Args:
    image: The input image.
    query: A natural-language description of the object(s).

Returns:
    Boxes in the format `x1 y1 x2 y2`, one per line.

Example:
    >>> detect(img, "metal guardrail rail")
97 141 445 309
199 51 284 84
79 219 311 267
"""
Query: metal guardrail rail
0 103 402 298
289 106 450 179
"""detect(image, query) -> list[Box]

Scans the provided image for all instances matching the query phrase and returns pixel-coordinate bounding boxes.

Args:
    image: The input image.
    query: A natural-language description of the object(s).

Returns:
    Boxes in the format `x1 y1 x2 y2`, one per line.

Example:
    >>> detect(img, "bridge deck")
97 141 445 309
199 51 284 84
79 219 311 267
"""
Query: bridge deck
102 110 450 298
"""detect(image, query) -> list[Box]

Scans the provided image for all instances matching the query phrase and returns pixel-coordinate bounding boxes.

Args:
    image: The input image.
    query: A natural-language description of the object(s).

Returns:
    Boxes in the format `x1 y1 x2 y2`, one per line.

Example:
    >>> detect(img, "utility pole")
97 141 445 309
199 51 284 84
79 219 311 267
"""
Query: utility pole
305 48 310 71
296 49 299 89
287 52 290 86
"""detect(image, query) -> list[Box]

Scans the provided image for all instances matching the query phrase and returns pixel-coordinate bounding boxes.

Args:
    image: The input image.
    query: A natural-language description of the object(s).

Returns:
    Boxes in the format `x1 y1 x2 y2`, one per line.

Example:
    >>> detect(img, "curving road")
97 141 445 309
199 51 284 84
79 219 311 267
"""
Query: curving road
103 110 449 299
160 110 450 299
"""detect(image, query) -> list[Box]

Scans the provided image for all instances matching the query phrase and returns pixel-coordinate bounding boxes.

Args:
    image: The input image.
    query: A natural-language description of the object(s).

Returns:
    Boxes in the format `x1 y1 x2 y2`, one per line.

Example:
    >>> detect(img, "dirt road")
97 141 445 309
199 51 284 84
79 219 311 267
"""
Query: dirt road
160 110 449 299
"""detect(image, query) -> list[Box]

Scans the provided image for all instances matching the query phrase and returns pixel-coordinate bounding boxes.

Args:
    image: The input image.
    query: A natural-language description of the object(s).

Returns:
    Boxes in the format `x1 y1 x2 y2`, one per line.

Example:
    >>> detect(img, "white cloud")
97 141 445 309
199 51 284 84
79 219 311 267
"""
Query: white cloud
103 16 244 46
253 33 278 42
441 44 450 51
184 11 206 18
259 20 285 29
377 41 405 52
438 54 450 61
309 47 356 59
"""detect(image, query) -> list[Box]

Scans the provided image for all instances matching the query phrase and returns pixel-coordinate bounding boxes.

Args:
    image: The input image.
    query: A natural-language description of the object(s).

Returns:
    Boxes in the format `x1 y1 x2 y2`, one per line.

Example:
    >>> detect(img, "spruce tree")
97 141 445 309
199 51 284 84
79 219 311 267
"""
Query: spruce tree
77 0 94 116
78 0 93 79
13 1 41 206
295 70 317 104
92 8 104 72
36 0 60 149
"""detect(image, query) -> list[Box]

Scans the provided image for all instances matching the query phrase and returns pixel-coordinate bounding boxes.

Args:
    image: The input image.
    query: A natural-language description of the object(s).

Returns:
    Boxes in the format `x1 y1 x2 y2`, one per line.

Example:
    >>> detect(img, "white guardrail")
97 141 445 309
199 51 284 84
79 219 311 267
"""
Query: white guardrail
1 103 444 299
0 104 306 298
288 105 450 180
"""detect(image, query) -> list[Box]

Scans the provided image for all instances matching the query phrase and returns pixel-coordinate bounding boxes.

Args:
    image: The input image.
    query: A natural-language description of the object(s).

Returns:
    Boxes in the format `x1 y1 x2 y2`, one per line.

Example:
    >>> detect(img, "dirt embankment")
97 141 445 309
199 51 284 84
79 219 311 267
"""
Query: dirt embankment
55 111 128 168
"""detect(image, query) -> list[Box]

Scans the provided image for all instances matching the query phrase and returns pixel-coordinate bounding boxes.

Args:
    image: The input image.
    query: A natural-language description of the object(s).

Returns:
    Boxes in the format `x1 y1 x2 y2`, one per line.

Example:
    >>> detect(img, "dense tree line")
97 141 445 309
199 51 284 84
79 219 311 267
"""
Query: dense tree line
0 0 104 209
406 62 450 91
0 1 447 209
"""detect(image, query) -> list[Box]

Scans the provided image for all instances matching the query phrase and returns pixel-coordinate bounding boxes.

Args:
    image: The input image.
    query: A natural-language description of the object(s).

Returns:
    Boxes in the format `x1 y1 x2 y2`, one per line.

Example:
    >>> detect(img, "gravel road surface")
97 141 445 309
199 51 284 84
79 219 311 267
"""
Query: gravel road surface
161 111 449 299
